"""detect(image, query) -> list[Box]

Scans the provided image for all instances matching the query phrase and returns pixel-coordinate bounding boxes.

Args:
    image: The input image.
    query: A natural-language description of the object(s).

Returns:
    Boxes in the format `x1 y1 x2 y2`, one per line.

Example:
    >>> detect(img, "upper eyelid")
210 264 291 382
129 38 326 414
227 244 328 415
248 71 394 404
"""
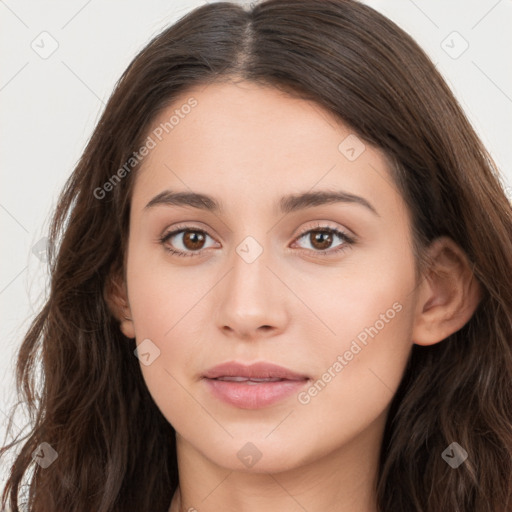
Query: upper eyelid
161 222 353 246
161 221 349 236
295 222 350 236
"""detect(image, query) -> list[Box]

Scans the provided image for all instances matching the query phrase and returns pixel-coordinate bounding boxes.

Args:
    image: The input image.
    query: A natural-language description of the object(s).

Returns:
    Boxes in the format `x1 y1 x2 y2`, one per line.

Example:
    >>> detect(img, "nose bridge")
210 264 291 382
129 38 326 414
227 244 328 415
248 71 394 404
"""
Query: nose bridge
230 234 272 306
216 232 287 335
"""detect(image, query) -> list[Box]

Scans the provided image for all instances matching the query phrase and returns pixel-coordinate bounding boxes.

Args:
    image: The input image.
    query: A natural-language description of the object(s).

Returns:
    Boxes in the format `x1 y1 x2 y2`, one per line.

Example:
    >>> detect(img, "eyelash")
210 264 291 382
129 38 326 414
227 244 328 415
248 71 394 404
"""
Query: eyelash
158 222 356 258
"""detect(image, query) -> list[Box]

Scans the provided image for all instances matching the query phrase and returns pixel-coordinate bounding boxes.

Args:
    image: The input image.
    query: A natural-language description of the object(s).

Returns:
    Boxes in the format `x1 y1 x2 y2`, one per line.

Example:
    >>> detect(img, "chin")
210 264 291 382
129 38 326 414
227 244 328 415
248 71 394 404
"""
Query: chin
203 437 312 474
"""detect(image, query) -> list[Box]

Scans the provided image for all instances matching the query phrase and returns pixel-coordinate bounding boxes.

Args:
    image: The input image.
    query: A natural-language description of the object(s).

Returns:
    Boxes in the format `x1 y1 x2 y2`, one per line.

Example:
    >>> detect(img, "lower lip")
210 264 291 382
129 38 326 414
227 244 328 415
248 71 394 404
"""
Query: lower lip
203 378 309 409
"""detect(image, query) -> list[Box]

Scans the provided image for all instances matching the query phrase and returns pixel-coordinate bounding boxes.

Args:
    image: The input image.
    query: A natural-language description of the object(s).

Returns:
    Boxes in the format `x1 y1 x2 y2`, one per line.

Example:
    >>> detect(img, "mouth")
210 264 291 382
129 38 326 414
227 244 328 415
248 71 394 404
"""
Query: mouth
202 360 309 380
211 376 293 384
202 361 310 409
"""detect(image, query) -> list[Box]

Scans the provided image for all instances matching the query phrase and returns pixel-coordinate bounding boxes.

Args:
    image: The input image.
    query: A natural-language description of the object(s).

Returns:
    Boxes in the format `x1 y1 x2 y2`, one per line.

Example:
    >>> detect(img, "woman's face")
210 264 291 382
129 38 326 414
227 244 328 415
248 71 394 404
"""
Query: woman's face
123 79 420 473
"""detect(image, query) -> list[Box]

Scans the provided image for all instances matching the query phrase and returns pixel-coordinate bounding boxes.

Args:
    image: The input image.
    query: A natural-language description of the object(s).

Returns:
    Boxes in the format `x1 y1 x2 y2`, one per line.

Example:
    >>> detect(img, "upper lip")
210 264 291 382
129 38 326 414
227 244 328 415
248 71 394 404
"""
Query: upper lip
203 361 309 381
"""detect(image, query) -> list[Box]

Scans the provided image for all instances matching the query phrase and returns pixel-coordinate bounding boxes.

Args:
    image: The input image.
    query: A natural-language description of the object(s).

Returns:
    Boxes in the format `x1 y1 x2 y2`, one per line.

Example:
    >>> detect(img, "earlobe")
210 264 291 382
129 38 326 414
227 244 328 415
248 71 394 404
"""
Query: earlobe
118 310 136 340
104 271 136 339
412 236 482 346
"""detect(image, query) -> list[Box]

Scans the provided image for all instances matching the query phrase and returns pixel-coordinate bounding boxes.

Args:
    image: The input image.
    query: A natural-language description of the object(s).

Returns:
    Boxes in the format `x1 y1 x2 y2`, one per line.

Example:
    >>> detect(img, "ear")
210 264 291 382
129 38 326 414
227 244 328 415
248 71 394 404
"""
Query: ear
104 269 135 339
412 236 482 346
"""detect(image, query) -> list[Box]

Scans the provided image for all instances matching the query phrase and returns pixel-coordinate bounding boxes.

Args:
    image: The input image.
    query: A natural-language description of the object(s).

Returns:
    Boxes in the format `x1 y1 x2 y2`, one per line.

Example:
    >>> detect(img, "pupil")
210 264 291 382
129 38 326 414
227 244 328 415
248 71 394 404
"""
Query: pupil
312 231 332 250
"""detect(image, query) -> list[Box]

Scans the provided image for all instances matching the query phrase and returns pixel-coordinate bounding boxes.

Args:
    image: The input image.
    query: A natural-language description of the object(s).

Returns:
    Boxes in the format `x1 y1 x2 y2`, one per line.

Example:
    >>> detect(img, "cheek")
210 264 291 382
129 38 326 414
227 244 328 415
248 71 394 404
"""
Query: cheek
125 258 208 429
125 246 217 415
291 281 414 464
293 236 416 414
304 299 414 406
126 239 212 339
296 235 416 363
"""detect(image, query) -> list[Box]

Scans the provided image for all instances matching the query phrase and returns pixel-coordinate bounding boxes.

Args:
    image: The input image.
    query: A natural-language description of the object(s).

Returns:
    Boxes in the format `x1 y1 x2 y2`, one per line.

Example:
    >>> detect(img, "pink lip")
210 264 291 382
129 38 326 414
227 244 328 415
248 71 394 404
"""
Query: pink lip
202 361 310 409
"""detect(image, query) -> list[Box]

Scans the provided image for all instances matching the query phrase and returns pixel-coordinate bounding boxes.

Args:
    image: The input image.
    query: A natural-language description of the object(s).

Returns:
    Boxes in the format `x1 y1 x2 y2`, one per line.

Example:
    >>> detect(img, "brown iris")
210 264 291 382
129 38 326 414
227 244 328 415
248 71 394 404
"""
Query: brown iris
182 231 206 250
309 230 333 250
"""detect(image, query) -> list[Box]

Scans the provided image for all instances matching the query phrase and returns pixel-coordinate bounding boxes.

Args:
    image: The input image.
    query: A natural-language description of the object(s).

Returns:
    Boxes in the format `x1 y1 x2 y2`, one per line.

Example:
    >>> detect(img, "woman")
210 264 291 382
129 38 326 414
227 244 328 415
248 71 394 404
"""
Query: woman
1 1 511 511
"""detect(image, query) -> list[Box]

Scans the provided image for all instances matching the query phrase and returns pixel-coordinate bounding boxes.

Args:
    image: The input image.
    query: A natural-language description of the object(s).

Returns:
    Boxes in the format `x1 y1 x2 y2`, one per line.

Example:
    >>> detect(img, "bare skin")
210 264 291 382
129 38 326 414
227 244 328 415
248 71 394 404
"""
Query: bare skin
107 78 481 512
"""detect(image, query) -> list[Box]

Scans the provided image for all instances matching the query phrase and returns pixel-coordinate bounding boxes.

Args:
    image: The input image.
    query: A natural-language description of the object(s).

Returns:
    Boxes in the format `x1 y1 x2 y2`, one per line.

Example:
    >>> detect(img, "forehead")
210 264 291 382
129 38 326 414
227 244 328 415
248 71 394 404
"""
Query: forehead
147 78 348 163
130 79 402 221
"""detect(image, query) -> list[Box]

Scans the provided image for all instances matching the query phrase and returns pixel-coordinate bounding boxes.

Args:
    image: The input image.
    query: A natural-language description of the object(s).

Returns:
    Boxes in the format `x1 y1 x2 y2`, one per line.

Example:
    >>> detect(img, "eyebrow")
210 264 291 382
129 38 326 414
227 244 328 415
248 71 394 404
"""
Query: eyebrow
144 189 378 216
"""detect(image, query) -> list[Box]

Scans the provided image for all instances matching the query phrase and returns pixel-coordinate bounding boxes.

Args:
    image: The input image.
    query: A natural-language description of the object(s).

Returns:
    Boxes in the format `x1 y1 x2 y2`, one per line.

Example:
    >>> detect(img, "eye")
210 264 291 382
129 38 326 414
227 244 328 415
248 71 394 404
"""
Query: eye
159 225 218 257
159 222 356 258
291 223 355 256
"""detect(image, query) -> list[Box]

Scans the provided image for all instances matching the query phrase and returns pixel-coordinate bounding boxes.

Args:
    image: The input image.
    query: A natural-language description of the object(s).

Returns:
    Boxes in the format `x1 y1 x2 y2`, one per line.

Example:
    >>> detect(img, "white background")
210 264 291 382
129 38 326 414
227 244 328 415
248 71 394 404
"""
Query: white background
1 0 511 486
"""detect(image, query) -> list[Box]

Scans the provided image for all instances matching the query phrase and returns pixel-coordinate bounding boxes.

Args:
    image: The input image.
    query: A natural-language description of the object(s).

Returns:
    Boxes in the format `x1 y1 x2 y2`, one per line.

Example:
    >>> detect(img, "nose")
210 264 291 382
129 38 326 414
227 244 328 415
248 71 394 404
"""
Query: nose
215 241 289 341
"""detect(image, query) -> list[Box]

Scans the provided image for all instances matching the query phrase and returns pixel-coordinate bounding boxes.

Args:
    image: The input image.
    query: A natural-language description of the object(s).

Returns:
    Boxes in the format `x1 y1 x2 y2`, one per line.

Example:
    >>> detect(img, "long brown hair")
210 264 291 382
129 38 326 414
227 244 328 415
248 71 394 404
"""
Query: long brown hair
2 1 511 510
